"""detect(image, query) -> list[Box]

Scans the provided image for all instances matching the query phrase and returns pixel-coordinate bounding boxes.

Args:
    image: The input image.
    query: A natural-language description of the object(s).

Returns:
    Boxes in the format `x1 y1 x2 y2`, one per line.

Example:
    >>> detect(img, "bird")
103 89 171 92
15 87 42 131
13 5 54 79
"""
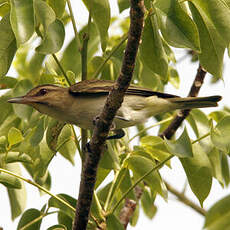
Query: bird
8 79 222 139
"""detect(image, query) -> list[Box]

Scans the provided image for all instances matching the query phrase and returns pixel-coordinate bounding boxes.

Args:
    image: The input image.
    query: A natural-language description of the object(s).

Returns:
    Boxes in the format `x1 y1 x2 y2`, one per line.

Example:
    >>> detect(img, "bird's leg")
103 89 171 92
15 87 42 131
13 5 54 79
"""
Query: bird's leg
92 116 125 140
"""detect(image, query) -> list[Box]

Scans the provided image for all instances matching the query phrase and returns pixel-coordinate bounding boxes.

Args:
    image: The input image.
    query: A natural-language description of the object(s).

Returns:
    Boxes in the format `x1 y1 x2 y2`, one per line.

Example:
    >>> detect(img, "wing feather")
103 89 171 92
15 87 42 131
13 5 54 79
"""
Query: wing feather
69 79 178 98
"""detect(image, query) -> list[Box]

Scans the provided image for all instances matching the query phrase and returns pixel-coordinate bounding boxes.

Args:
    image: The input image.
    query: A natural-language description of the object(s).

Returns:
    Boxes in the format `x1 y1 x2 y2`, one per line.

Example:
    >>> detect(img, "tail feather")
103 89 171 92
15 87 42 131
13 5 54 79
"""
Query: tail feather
169 95 222 110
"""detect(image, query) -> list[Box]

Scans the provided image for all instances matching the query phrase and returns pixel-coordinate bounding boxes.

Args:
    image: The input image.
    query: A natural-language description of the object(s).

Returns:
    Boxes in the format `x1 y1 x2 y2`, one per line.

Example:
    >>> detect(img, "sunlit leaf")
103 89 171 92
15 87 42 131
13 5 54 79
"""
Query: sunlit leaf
1 152 32 164
211 116 230 152
6 163 26 220
0 173 21 189
0 14 17 77
125 155 166 197
30 116 45 146
47 0 66 18
106 213 124 230
139 15 168 80
8 127 24 147
155 0 200 51
205 195 230 230
10 0 34 44
83 0 110 51
141 188 157 219
165 128 193 158
36 19 65 54
180 143 212 206
189 2 225 78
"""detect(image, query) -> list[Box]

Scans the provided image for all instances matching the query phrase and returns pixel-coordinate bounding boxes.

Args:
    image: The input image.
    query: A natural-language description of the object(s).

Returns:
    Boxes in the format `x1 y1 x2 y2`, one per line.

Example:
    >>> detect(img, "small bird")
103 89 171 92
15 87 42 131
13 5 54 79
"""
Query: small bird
8 79 221 139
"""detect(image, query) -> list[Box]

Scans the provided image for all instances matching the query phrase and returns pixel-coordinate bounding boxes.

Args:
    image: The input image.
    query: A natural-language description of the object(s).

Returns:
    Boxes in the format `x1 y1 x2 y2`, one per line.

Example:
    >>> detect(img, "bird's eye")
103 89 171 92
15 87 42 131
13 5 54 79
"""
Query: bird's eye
37 89 47 96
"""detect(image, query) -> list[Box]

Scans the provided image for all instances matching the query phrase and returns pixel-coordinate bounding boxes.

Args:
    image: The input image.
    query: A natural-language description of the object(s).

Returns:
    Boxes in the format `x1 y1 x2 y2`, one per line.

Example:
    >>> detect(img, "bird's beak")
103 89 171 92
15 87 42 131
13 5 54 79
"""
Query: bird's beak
8 96 35 104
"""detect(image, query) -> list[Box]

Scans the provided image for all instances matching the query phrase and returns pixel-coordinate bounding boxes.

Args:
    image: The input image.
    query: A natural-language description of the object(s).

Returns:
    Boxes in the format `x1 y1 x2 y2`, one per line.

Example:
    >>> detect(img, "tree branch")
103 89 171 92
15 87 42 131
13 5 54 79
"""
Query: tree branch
164 181 206 216
72 1 145 230
159 64 207 139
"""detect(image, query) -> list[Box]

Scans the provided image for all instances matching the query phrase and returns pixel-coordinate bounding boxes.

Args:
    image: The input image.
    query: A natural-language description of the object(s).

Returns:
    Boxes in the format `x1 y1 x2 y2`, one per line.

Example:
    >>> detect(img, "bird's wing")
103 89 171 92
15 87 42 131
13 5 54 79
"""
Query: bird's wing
69 79 179 98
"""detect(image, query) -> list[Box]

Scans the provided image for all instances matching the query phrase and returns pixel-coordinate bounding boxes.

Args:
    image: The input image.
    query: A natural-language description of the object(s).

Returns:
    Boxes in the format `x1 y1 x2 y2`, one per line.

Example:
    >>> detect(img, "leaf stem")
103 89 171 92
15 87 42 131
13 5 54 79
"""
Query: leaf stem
0 168 75 213
66 0 81 50
52 54 71 86
192 132 210 144
110 155 174 214
129 117 173 143
91 34 128 79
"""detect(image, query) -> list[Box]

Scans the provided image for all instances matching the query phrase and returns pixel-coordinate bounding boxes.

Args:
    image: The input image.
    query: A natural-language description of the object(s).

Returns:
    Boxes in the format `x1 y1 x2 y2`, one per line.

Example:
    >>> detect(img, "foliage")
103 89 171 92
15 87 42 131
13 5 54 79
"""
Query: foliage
0 0 230 229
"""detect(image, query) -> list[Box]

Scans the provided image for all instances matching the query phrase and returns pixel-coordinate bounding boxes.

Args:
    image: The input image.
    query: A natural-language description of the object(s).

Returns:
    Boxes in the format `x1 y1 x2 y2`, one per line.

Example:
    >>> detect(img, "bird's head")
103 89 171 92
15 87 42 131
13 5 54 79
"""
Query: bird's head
8 84 70 120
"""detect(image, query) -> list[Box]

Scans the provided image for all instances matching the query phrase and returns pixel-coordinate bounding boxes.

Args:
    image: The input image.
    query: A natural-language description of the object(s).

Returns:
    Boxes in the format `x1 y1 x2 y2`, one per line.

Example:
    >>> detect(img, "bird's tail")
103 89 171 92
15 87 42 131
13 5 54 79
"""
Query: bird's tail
168 95 222 110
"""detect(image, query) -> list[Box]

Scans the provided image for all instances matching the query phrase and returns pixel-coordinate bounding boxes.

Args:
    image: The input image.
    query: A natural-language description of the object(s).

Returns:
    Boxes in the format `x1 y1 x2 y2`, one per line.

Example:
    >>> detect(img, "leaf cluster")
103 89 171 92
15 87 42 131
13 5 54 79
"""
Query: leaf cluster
0 0 230 229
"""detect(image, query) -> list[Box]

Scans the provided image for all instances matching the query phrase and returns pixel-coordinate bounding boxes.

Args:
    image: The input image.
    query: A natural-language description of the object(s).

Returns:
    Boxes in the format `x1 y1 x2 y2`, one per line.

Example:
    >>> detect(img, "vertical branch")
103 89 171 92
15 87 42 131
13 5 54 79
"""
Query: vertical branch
72 1 145 229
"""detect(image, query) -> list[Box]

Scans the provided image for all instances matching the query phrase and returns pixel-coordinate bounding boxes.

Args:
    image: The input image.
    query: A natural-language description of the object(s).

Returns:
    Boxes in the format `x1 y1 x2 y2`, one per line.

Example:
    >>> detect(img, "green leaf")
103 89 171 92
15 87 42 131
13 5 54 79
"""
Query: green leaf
190 0 230 45
6 163 26 219
165 128 193 158
208 148 224 186
0 76 17 89
141 135 172 164
47 0 66 18
57 125 76 165
141 188 157 219
155 0 200 51
168 67 180 89
57 212 73 230
211 116 230 152
10 0 34 45
1 152 32 164
36 19 65 54
0 2 10 17
205 195 230 230
60 23 99 76
139 15 168 80
34 0 55 30
17 208 42 230
48 193 76 219
8 127 24 147
0 14 17 77
189 2 225 78
46 120 65 152
30 116 45 146
0 173 21 189
118 0 130 13
47 224 67 230
106 214 124 230
12 79 33 120
83 0 110 51
221 153 230 186
180 143 212 206
125 155 166 197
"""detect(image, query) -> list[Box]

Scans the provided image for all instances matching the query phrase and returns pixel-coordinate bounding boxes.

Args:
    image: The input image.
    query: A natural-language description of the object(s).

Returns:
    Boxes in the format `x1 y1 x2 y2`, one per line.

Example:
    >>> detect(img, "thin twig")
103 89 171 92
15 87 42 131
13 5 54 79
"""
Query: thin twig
72 1 145 229
91 34 128 79
52 54 71 86
164 181 206 216
66 0 81 50
0 168 75 212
